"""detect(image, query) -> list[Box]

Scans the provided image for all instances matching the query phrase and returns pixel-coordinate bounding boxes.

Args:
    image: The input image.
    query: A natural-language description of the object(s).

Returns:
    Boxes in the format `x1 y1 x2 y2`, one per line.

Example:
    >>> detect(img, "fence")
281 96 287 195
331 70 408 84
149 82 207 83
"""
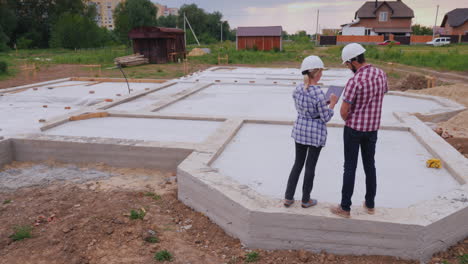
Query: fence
318 36 337 45
337 35 384 44
318 34 468 45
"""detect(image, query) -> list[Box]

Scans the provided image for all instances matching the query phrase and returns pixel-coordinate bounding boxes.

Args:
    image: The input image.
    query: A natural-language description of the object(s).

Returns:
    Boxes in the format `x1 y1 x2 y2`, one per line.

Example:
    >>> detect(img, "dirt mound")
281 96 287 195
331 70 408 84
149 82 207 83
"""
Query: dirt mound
188 48 210 57
409 83 468 107
398 74 428 91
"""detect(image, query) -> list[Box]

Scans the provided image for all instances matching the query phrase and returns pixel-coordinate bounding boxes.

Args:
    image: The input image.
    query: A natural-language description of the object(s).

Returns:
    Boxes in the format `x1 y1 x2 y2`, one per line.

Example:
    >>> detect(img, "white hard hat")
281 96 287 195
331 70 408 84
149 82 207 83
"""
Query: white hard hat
300 55 324 74
341 43 366 64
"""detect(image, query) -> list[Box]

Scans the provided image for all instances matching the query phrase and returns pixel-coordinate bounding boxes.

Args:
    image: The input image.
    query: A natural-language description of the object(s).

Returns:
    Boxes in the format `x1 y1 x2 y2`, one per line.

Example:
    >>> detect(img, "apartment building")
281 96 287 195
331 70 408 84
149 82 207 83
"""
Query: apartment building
89 0 123 30
154 3 179 18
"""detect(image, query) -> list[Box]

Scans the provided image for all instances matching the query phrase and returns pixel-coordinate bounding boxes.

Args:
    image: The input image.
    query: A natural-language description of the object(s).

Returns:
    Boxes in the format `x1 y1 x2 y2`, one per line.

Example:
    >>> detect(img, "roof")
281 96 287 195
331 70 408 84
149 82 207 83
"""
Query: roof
129 27 184 39
355 1 414 19
374 27 412 33
441 8 468 28
236 26 282 37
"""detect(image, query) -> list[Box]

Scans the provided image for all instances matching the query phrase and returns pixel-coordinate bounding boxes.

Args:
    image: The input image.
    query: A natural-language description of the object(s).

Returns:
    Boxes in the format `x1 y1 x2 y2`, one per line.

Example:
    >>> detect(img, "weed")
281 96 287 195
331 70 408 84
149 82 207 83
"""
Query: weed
245 251 260 263
459 254 468 264
144 192 161 201
145 235 160 243
3 199 11 204
9 225 33 241
129 209 146 220
154 250 173 262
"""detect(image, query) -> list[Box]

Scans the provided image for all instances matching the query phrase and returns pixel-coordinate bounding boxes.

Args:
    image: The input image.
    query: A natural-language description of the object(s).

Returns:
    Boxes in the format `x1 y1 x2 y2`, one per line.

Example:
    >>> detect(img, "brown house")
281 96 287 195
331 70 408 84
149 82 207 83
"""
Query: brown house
441 8 468 35
236 26 282 51
128 27 185 64
342 0 413 36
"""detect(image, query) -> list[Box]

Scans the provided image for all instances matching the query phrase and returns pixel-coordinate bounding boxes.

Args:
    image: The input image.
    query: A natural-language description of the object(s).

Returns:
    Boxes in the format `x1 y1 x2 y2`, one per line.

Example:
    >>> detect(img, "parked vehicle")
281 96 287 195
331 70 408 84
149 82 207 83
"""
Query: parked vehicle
378 40 401 46
426 37 451 46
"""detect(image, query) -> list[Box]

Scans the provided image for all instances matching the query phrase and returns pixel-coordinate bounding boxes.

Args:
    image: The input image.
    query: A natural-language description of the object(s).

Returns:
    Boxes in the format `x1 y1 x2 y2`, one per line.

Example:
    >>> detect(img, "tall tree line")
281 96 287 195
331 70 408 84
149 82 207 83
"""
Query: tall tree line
0 0 236 50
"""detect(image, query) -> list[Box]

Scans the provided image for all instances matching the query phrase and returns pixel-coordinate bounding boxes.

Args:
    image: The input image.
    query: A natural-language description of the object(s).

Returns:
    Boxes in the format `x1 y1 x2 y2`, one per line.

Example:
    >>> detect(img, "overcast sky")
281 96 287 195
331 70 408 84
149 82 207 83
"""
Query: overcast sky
152 0 463 34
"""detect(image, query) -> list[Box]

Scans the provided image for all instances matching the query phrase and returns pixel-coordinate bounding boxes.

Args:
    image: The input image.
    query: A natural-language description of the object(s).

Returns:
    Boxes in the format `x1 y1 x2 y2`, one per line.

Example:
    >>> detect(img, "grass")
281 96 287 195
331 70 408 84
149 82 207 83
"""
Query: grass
9 225 33 241
129 209 146 220
245 251 260 263
187 41 314 65
3 199 11 204
154 250 173 262
144 192 161 201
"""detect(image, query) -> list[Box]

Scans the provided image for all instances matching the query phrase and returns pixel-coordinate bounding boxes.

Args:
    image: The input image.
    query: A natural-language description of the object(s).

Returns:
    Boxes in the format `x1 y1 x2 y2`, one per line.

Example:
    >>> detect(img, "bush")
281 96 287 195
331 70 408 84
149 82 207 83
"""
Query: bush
17 37 34 49
0 61 7 74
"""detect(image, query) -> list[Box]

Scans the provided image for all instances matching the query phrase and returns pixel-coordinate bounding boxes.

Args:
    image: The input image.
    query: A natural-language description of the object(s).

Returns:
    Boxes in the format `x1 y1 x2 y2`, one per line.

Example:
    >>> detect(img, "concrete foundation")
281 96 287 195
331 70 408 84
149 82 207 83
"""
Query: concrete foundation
1 67 467 262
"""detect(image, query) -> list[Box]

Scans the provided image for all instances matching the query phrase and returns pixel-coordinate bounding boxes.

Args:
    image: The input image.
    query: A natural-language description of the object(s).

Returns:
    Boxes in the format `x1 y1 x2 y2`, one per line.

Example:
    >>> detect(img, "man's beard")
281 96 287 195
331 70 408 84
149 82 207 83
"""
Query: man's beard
351 64 357 73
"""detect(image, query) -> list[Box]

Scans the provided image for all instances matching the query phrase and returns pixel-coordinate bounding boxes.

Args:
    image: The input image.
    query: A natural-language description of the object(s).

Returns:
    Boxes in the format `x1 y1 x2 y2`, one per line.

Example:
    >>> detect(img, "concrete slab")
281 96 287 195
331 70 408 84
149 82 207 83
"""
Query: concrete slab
158 84 446 125
44 117 222 143
211 123 459 208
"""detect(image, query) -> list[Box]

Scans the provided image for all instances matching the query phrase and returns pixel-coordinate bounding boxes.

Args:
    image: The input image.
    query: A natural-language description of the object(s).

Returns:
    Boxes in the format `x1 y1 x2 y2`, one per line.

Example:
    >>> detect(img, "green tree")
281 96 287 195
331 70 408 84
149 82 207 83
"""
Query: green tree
412 24 433 35
114 0 158 44
290 30 311 43
158 14 178 28
49 13 112 49
177 4 234 44
4 0 91 48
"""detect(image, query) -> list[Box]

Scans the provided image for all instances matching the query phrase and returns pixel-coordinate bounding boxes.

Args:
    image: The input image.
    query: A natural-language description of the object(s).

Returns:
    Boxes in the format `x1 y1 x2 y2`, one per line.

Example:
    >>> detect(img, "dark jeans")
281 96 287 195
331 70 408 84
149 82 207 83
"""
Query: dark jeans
285 142 322 203
341 126 378 211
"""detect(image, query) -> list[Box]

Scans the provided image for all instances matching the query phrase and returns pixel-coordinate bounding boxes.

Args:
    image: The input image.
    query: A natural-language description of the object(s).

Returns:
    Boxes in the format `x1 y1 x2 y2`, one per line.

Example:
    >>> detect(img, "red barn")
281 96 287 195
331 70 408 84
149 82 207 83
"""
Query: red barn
236 26 283 51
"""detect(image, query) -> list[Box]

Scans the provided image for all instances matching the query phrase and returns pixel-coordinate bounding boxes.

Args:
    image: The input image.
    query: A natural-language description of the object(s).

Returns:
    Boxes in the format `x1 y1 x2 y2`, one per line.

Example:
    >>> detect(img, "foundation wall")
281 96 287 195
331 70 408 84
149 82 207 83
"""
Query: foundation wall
177 159 251 241
421 206 468 262
0 139 13 167
11 138 192 171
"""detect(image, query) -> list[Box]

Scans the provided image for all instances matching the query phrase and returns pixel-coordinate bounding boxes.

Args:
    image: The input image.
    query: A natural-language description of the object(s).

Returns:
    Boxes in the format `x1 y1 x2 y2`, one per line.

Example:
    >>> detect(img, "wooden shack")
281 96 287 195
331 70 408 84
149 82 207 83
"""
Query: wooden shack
128 27 186 64
236 26 283 51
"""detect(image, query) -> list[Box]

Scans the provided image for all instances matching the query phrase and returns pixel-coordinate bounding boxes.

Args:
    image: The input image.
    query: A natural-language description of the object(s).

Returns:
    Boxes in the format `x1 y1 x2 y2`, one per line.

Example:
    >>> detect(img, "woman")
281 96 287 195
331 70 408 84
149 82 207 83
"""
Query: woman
284 55 338 208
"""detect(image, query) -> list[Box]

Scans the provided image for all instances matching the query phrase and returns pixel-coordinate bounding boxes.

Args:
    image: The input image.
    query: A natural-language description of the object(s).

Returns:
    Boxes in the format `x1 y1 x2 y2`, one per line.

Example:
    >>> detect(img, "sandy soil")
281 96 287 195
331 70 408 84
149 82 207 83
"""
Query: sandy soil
408 84 468 157
0 161 467 264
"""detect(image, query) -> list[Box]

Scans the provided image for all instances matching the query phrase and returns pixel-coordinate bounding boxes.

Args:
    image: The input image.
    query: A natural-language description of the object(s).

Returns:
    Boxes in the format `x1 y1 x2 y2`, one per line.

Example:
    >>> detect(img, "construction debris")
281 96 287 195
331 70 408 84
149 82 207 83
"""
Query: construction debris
114 54 149 67
188 48 211 57
426 159 442 169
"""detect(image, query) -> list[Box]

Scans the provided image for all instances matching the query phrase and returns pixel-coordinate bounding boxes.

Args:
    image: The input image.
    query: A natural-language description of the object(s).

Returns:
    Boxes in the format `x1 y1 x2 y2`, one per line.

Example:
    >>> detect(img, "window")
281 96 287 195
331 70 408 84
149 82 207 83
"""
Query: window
365 28 372 36
379 12 388 22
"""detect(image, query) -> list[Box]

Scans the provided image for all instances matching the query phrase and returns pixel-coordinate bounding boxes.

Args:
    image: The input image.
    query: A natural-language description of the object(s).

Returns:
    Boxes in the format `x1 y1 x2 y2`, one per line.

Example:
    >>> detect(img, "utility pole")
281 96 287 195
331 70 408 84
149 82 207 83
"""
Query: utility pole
220 21 223 42
183 13 187 47
432 5 439 40
315 9 320 42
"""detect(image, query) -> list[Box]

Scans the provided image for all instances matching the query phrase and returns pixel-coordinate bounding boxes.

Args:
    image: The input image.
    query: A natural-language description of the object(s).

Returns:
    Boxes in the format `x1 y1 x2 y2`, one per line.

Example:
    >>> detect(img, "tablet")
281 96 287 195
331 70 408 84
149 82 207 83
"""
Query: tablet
325 85 345 103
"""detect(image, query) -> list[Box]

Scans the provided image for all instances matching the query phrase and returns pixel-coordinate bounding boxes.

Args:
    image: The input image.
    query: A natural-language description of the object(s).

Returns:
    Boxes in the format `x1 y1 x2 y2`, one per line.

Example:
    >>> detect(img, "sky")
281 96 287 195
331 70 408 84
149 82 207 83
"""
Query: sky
152 0 463 34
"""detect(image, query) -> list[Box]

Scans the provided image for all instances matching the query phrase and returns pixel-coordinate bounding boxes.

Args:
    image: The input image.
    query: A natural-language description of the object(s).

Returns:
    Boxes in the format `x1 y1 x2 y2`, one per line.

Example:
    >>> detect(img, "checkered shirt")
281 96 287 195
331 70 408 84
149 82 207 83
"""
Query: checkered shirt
291 84 334 147
342 64 388 132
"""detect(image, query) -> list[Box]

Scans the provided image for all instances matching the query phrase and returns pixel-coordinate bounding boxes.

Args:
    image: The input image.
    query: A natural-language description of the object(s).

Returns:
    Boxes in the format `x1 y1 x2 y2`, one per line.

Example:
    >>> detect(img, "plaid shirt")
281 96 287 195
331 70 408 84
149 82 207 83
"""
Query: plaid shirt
291 84 334 147
342 64 388 132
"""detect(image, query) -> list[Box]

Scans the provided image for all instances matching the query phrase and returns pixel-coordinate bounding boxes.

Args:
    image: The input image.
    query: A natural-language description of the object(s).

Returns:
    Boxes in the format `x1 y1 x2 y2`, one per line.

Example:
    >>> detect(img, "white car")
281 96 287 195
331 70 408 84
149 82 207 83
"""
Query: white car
426 37 451 46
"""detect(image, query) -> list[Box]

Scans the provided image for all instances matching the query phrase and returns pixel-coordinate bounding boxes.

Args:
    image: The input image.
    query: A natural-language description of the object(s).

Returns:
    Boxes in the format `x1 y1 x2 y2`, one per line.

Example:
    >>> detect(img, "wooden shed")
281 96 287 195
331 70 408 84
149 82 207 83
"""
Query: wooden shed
236 26 283 51
128 27 186 64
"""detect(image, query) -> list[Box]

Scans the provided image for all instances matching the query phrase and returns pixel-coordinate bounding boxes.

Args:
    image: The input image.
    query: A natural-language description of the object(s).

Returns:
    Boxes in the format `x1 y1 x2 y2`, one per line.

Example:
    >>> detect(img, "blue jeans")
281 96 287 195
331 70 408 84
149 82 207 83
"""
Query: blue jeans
341 126 378 211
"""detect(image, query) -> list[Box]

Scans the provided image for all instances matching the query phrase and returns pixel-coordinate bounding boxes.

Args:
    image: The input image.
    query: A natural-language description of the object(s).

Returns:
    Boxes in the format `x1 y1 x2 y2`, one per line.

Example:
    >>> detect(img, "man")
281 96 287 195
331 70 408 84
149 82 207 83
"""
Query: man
330 43 388 218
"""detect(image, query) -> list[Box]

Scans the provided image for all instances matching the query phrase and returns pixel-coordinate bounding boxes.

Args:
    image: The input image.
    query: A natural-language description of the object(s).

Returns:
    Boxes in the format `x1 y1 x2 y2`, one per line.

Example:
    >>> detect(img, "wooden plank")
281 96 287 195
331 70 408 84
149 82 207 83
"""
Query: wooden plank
69 112 109 121
70 77 167 83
